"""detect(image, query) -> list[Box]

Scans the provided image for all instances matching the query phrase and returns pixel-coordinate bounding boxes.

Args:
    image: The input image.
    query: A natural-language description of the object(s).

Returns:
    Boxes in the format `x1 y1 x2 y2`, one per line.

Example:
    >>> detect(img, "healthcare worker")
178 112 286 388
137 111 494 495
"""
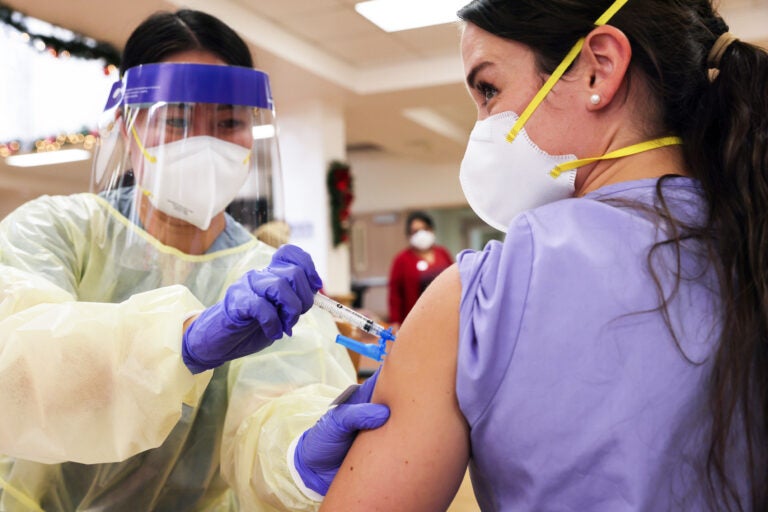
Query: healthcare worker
387 211 453 330
318 0 767 510
0 9 386 511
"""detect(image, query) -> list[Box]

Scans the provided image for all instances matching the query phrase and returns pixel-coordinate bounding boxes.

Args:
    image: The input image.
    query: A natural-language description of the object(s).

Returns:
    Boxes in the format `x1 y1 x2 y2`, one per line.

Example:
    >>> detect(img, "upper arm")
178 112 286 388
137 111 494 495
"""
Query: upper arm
0 196 84 295
321 264 469 512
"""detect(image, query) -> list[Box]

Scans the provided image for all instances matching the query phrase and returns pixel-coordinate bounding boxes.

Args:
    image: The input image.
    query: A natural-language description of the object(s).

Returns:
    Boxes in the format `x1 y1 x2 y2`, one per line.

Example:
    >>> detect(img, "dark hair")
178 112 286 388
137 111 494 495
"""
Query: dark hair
405 210 434 236
120 9 253 74
458 1 768 510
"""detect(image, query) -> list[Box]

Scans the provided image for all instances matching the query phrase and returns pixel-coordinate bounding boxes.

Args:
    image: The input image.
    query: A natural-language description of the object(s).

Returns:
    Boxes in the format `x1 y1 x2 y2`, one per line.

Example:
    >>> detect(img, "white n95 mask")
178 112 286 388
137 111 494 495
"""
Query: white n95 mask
458 0 684 234
138 135 251 230
410 229 436 251
459 111 577 232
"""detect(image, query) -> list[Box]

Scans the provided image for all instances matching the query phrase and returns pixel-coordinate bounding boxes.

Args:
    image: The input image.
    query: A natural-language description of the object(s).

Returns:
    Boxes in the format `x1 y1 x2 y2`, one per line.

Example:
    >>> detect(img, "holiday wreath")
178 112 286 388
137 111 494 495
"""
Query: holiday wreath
327 160 354 246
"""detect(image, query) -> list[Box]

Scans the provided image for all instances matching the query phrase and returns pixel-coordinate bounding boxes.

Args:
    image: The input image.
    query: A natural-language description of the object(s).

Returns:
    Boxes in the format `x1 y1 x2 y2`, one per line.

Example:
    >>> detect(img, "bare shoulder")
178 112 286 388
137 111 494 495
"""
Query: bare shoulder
379 264 462 393
322 264 469 512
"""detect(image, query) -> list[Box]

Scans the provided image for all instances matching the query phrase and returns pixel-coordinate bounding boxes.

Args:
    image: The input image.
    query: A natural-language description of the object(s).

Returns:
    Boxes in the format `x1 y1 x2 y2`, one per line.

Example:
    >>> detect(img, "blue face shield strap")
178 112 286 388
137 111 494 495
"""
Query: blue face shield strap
103 63 274 110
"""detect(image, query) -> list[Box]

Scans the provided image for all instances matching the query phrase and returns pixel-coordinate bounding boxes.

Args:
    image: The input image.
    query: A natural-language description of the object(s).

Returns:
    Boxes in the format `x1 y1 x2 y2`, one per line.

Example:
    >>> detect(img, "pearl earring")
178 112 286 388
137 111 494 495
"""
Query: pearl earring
589 94 601 105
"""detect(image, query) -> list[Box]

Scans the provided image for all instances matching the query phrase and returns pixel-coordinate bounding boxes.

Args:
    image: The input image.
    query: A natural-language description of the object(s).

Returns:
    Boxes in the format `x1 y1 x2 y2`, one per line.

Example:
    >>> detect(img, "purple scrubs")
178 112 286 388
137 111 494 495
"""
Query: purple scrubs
457 178 748 511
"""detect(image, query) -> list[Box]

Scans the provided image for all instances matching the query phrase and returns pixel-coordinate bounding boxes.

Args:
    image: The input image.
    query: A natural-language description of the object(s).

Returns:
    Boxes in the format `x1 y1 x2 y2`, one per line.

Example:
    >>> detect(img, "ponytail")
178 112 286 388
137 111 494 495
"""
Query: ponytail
684 34 768 511
458 1 768 509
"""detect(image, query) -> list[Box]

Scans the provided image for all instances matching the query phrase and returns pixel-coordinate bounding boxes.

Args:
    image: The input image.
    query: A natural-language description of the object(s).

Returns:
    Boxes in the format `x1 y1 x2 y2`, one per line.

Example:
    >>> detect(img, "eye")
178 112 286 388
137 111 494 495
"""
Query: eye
164 104 191 130
165 117 188 129
218 118 246 130
476 81 498 104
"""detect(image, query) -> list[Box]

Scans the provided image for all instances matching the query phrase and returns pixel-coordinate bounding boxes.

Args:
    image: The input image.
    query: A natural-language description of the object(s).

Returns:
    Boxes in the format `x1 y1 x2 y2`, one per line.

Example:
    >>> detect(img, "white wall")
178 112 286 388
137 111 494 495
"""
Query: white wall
278 99 352 296
348 150 467 214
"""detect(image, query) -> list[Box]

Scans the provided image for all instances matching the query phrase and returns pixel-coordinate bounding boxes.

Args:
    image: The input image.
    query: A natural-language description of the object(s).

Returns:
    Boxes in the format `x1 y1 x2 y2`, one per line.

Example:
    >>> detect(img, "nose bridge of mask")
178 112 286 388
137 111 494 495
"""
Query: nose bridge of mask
131 126 252 167
501 0 683 172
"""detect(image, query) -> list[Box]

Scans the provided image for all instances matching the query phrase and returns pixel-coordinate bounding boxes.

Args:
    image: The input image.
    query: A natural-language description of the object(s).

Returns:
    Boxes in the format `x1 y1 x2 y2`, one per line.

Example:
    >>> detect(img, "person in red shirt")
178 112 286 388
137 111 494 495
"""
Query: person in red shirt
387 211 453 329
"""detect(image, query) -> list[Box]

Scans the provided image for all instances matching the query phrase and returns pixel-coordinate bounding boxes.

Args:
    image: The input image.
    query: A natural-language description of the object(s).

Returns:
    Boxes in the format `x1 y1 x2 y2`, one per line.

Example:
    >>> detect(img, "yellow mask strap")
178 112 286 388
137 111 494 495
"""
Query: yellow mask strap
131 126 252 166
506 0 630 143
131 125 157 164
549 136 683 178
504 1 681 178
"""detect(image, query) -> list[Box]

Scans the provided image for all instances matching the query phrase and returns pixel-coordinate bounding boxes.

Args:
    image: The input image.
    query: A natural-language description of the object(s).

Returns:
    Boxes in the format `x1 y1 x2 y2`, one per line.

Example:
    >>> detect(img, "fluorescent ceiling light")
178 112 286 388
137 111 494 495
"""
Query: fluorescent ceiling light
402 107 468 143
5 149 91 167
253 125 276 140
355 0 468 32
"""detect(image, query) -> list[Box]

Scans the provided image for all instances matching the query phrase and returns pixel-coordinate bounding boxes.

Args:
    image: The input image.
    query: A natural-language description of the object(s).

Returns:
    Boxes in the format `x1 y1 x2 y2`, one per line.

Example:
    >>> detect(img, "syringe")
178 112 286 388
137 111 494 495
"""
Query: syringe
313 293 395 361
313 293 394 340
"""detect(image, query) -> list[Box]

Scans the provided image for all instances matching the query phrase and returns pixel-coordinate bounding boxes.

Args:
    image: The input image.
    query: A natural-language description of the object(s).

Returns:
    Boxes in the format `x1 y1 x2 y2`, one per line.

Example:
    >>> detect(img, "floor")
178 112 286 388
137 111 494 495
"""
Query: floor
447 471 481 512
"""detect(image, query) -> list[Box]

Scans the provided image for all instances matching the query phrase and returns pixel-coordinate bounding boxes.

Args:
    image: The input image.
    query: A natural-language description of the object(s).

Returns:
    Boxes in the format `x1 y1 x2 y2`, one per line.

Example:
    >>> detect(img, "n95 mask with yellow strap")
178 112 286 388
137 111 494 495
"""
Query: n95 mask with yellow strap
460 111 578 232
135 133 251 231
458 0 682 233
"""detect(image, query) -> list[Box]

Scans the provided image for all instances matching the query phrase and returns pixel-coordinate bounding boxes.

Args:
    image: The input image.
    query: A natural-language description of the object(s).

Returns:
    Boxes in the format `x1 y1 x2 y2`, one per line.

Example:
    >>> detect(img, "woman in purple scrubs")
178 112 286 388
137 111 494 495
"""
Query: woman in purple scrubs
319 0 767 510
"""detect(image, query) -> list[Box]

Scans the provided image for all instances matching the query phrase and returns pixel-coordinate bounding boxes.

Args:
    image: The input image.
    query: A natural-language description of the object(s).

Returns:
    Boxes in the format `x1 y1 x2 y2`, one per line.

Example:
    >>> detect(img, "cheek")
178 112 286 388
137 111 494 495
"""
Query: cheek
524 117 560 153
126 140 146 183
216 129 254 150
230 131 254 149
141 127 165 148
525 107 585 157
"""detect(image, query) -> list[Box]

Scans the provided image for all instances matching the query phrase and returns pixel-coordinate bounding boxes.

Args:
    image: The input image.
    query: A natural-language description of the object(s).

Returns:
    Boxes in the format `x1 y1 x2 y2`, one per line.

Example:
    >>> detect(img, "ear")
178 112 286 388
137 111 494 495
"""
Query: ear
580 25 632 111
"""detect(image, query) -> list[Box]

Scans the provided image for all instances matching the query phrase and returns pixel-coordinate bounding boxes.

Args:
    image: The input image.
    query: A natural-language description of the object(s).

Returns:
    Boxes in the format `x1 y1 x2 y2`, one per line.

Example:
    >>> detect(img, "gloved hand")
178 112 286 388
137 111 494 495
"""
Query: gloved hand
293 368 390 496
182 244 322 373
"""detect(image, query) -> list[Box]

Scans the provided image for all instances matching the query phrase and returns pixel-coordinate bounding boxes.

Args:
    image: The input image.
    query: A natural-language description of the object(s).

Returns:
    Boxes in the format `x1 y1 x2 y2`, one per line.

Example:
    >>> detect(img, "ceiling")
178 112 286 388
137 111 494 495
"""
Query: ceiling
2 0 768 203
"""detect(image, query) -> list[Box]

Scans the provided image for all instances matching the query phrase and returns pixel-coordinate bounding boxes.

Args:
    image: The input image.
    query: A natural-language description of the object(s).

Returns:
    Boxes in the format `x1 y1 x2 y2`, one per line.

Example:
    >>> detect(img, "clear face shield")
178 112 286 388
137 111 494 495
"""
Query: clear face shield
92 63 284 244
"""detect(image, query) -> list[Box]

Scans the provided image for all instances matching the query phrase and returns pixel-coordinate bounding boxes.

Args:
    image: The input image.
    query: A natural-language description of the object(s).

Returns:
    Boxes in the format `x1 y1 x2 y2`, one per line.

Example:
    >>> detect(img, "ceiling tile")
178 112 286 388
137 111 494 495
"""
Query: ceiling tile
232 0 347 17
391 24 462 59
319 32 417 67
278 7 381 42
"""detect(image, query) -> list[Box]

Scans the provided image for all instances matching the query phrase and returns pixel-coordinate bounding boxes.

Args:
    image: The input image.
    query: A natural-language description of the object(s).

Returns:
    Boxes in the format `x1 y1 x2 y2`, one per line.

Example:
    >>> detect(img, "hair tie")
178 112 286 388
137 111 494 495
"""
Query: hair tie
707 32 738 81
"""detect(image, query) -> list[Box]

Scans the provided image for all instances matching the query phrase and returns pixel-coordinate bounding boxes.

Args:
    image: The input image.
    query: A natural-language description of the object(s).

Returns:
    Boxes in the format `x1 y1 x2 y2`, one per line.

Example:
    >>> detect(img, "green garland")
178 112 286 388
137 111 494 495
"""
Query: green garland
0 3 118 152
327 160 354 247
0 2 120 66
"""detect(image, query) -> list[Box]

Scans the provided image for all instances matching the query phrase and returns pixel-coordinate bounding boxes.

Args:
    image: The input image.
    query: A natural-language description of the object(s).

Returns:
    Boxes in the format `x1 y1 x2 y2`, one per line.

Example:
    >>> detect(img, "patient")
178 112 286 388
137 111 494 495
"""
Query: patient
319 0 765 510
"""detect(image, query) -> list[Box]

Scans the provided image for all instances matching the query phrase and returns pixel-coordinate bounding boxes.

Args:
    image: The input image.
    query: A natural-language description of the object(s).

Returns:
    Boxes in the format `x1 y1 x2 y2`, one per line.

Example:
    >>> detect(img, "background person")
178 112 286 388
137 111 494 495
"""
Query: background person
387 210 453 330
0 9 385 511
319 0 766 510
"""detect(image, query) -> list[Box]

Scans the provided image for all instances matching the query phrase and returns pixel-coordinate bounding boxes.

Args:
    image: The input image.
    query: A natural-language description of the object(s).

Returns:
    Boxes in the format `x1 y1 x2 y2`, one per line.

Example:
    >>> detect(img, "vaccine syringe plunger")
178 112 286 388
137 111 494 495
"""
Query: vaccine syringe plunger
313 293 395 361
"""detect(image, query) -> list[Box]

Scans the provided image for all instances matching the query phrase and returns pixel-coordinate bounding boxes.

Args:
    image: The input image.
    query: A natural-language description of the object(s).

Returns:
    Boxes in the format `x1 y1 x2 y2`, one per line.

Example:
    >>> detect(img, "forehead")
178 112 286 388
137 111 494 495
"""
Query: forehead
161 50 228 66
460 23 535 79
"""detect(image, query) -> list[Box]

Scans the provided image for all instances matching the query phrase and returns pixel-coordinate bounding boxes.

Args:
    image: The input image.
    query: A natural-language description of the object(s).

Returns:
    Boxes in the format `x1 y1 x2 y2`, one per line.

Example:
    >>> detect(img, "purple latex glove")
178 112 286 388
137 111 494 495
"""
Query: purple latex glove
182 244 322 373
294 368 390 496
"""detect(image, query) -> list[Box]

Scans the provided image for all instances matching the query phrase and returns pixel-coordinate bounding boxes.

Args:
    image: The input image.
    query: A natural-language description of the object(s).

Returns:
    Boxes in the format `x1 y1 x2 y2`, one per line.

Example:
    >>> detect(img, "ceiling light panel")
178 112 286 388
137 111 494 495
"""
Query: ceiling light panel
355 0 468 32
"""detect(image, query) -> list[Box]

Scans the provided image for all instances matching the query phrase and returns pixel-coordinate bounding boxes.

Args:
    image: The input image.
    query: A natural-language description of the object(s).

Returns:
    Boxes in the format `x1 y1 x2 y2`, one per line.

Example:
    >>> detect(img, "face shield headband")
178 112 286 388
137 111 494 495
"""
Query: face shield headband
104 62 274 112
93 63 284 235
507 0 682 177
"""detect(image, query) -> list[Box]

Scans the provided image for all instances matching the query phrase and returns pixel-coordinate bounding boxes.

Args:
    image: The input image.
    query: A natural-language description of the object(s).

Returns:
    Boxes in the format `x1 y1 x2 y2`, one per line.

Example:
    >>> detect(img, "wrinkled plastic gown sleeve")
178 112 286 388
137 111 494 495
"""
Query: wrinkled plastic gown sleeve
220 304 357 511
0 194 358 510
0 197 212 464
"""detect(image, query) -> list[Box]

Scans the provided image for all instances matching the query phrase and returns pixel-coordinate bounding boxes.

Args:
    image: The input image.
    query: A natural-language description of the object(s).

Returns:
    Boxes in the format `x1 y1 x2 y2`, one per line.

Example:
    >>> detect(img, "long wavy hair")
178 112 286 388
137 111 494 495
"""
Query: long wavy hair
458 1 768 510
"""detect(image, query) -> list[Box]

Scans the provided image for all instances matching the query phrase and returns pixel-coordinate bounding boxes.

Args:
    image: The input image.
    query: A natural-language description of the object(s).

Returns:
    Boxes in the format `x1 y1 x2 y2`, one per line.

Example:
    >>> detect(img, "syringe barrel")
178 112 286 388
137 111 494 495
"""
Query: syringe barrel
313 293 383 335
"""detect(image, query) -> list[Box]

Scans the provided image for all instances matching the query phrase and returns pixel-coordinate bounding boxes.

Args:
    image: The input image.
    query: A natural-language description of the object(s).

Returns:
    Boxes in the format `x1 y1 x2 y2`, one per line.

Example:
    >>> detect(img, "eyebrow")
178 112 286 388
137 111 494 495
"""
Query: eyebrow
466 61 493 90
